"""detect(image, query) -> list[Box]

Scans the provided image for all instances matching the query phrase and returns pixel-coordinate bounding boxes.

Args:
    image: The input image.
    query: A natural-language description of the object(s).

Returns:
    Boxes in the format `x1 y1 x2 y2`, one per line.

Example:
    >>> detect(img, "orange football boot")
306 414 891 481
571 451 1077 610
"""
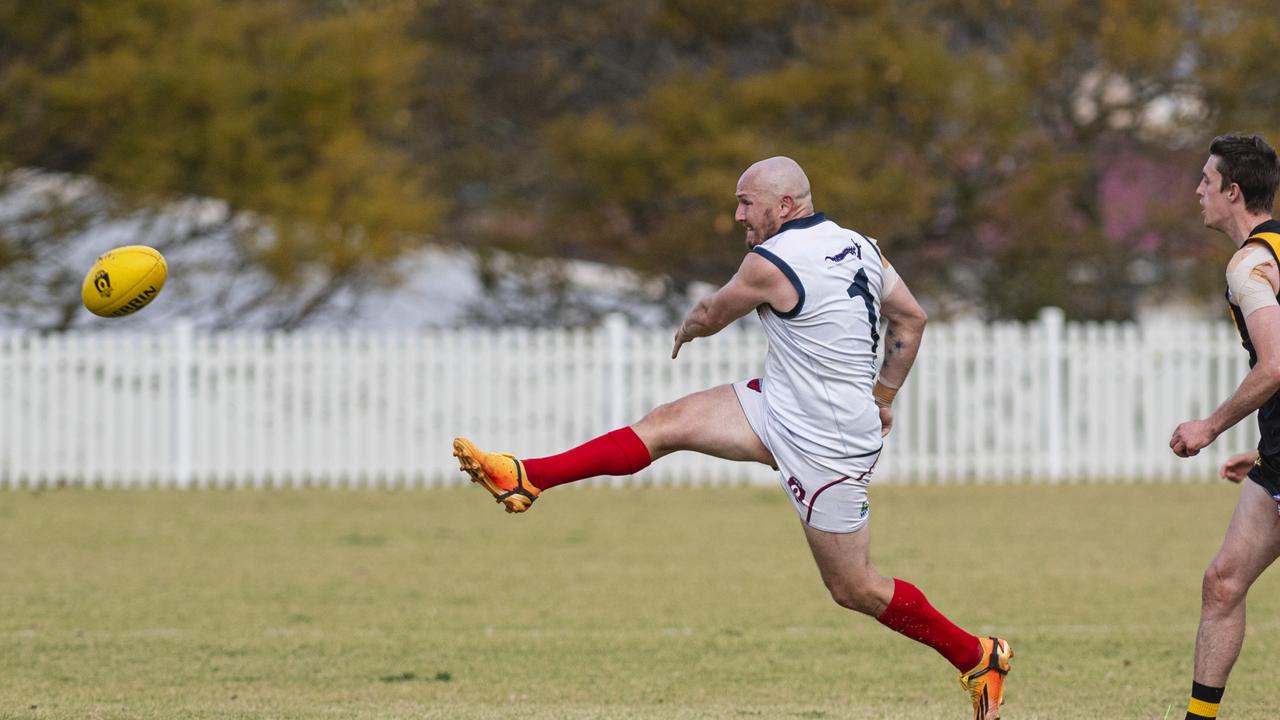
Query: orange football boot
959 636 1013 720
452 437 540 513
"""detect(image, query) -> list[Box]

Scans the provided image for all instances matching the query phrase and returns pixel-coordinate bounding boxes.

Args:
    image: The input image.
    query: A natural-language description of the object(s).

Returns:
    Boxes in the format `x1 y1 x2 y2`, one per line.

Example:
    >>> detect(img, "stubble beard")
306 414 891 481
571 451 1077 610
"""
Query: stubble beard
742 210 778 250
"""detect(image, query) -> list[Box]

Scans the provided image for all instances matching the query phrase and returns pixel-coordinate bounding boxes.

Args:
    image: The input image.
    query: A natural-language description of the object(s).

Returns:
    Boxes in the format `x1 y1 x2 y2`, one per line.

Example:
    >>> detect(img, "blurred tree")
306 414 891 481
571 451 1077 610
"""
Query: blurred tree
1184 0 1280 301
407 1 671 259
0 0 441 329
3 0 1276 327
531 0 1258 321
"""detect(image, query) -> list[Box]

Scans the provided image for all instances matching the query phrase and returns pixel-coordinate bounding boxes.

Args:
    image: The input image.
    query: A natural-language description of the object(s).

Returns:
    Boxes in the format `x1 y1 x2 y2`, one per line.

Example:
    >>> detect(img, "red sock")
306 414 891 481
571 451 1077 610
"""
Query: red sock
524 427 653 491
876 578 983 672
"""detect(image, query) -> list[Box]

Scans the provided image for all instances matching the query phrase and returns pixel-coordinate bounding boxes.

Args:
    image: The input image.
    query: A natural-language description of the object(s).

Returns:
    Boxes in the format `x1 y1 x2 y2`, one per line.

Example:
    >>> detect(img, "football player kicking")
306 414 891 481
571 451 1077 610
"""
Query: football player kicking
1170 134 1280 720
454 156 1012 719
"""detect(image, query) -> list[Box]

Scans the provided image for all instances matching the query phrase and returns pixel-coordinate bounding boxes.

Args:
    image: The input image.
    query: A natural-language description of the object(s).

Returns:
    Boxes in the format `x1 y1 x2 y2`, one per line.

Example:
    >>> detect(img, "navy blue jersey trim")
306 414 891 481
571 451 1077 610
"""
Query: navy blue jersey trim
777 212 826 233
857 232 882 261
751 246 805 319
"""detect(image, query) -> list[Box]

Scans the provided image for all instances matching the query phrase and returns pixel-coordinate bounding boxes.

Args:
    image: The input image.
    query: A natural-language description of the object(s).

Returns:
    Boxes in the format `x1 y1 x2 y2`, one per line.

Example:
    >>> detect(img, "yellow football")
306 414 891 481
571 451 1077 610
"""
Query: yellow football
81 245 168 318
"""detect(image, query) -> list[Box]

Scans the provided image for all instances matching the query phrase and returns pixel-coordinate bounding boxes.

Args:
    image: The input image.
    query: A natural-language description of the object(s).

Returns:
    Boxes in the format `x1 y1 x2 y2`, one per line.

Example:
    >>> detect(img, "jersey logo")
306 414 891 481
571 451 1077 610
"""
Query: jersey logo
825 244 862 263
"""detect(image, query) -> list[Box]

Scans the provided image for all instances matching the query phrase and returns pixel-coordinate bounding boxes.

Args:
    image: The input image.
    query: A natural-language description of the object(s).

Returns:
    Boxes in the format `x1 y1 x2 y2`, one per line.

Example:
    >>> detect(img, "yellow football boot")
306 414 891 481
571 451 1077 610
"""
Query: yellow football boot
452 437 540 513
959 636 1013 720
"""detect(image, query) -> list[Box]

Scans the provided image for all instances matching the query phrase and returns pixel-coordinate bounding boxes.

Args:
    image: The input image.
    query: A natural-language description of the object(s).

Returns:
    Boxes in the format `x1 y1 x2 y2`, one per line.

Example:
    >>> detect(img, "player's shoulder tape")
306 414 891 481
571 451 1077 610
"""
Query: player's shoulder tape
1228 242 1280 318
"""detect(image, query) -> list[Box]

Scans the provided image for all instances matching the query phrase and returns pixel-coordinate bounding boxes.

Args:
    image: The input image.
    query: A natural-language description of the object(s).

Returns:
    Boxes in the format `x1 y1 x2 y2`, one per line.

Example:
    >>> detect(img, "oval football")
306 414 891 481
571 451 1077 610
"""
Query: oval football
81 245 168 318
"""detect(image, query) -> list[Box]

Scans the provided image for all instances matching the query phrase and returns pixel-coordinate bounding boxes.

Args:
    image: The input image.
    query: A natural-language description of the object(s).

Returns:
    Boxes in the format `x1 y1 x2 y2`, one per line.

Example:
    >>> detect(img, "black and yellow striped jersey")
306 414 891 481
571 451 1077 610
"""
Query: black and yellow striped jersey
1227 219 1280 460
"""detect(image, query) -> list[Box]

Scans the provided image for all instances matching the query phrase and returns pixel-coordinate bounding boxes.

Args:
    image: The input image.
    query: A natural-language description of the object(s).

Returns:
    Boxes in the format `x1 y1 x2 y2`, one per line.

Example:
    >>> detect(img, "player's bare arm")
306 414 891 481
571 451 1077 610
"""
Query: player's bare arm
671 252 794 358
874 277 927 436
1172 243 1280 457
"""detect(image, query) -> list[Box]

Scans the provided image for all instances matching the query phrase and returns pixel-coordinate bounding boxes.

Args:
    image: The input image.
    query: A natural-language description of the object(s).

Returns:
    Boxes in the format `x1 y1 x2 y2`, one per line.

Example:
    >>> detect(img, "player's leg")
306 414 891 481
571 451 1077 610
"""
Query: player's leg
802 522 982 667
801 521 894 614
523 383 772 485
1195 480 1280 681
631 384 773 464
802 523 1010 719
453 384 773 511
1184 479 1280 719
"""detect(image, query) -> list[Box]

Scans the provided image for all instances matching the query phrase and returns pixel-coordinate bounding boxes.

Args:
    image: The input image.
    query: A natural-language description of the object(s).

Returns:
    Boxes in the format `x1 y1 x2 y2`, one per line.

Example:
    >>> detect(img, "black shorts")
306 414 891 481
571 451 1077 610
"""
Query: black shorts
1248 456 1280 503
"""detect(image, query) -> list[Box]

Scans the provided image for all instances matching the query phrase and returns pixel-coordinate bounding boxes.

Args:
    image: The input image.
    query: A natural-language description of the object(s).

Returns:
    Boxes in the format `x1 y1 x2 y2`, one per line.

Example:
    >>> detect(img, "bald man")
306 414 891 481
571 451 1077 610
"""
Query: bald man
453 157 1012 719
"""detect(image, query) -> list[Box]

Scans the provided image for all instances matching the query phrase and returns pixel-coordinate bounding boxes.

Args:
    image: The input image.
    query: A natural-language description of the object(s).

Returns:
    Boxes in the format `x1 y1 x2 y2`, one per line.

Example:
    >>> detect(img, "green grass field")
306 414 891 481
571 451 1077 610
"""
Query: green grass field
2 481 1279 719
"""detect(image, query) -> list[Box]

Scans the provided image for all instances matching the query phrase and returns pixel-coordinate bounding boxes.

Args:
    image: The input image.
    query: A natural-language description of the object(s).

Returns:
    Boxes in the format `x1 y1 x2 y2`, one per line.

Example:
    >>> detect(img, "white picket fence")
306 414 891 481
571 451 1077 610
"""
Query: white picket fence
0 310 1258 488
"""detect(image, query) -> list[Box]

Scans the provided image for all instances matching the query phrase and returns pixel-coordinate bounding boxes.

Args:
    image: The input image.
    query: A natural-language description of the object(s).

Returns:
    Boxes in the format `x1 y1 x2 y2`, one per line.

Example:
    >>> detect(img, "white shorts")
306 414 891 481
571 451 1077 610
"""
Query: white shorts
733 378 880 534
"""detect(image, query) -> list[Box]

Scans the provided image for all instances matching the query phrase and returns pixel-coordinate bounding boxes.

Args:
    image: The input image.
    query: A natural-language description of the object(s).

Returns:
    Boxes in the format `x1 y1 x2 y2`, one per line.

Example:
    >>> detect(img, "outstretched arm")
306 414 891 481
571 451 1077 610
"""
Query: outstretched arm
672 252 795 358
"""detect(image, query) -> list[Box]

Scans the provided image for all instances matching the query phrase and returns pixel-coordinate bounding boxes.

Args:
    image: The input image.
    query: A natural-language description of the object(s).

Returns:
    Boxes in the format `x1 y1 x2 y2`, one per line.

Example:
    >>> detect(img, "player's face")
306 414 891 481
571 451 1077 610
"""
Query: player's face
735 177 781 249
1197 155 1232 232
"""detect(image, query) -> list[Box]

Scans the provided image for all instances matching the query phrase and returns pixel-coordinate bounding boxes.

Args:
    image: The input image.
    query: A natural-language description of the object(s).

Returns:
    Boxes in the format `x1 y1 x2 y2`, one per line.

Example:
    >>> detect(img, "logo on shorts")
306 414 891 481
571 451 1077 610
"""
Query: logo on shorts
860 500 869 518
747 378 763 393
786 476 805 502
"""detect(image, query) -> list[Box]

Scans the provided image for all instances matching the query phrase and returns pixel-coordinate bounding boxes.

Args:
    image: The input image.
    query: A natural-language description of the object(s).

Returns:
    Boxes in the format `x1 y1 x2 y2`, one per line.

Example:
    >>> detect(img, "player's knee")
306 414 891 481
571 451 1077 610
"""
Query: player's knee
1202 561 1248 609
827 581 879 616
636 401 686 453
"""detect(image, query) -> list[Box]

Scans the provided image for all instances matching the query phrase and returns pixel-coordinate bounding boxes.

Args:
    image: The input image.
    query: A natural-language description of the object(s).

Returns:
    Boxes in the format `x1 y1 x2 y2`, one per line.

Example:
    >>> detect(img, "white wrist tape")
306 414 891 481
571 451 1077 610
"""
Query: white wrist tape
1227 245 1279 319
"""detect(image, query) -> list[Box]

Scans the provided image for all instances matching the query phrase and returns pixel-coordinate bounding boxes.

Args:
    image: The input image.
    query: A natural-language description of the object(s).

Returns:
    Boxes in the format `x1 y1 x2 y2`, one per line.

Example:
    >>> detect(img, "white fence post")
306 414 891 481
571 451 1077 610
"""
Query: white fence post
1040 307 1065 482
605 313 628 430
173 319 194 488
0 315 1252 488
603 314 628 487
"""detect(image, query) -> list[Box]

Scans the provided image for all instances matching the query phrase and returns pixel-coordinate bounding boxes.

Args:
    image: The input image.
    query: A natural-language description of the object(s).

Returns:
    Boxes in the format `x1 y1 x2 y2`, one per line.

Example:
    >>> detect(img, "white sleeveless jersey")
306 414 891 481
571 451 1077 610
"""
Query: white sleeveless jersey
751 213 885 461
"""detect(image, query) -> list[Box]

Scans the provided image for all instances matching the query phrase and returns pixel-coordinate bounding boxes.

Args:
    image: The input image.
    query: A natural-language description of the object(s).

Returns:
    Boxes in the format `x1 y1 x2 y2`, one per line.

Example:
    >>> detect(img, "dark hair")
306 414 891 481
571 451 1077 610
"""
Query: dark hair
1210 133 1280 214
